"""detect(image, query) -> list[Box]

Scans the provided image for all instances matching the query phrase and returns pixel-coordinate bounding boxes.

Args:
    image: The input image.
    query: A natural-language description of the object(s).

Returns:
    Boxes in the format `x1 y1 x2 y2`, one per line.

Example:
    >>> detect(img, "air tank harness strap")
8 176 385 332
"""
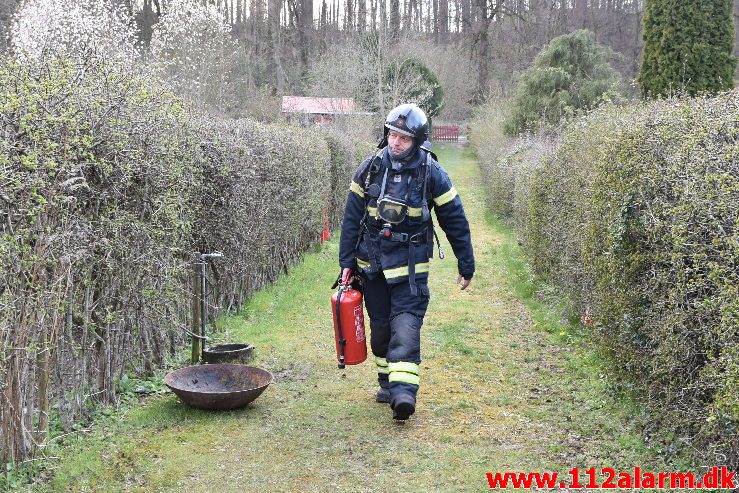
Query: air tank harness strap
368 225 427 296
420 149 444 260
406 230 426 296
357 152 384 274
362 227 381 273
403 148 432 295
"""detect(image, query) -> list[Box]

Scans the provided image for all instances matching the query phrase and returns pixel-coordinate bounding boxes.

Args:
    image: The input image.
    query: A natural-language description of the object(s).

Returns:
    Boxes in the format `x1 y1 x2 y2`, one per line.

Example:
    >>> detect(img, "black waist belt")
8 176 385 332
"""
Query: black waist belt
367 225 427 244
388 231 426 244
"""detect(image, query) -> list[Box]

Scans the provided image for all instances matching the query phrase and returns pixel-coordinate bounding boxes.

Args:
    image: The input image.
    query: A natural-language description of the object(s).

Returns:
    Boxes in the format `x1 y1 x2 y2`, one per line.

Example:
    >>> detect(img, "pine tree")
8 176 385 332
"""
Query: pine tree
639 0 736 98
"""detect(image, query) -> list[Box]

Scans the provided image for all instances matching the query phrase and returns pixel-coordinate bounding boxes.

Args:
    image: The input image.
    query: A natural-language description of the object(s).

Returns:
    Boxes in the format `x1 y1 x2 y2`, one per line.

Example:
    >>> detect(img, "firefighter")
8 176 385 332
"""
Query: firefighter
339 103 475 420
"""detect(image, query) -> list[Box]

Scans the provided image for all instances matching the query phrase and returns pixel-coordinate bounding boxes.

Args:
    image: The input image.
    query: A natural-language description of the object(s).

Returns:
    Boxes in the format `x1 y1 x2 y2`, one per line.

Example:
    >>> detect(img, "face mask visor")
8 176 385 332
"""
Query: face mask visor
376 197 408 225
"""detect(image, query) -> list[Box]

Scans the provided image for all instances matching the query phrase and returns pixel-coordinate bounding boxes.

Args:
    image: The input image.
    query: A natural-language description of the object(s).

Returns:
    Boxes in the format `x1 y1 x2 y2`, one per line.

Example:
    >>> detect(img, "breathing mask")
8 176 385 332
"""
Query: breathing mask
376 197 408 224
372 167 413 238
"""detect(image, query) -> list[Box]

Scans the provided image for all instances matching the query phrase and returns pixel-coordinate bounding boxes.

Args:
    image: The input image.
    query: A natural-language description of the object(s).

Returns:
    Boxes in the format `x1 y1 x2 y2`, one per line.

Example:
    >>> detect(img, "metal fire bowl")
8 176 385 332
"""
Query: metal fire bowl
202 343 254 364
164 364 272 410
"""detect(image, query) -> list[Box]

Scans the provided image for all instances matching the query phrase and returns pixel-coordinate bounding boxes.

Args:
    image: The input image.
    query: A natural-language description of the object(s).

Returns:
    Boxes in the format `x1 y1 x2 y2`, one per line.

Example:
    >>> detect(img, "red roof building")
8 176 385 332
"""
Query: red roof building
281 96 355 114
281 96 360 125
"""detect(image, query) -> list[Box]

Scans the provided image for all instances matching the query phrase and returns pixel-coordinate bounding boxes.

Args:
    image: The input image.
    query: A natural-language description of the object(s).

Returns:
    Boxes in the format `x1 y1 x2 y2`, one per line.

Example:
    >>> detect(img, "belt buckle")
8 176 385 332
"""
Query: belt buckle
397 232 409 242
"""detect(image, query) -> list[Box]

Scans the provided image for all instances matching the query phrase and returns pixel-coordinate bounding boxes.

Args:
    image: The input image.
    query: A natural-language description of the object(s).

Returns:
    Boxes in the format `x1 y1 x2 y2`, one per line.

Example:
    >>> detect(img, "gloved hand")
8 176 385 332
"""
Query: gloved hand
456 274 472 290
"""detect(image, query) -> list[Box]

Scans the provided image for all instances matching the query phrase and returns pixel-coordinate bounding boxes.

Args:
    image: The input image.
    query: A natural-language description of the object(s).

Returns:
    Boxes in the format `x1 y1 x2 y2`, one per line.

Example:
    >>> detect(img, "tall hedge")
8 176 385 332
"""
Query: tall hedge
472 93 739 468
639 0 736 97
581 101 738 468
0 56 200 463
0 55 363 464
194 118 332 312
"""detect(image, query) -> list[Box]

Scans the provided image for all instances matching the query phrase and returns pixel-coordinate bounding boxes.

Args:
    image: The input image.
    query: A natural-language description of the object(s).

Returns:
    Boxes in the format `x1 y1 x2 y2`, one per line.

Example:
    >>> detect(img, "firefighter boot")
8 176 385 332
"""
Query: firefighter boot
376 387 391 403
376 386 390 403
391 393 416 420
376 371 390 403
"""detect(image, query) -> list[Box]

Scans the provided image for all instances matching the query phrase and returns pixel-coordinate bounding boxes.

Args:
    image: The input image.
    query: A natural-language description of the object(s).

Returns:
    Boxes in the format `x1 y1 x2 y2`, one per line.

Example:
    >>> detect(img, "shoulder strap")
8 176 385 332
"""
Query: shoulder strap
421 150 433 202
355 149 383 232
364 149 384 189
355 154 374 181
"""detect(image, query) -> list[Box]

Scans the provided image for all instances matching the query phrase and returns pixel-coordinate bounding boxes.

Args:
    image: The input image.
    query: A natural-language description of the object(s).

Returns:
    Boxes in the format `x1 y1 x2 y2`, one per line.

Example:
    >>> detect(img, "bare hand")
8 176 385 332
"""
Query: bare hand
456 274 471 290
341 267 354 285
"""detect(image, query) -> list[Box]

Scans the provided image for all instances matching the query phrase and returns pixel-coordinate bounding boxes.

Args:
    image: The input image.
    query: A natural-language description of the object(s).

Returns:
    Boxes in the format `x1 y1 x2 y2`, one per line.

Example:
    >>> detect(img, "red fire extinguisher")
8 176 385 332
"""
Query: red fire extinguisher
331 270 367 368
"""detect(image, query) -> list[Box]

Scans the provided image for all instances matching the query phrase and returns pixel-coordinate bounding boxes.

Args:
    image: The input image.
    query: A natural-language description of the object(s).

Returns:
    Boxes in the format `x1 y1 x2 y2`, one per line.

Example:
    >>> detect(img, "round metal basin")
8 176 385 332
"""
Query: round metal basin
202 343 254 364
164 364 272 410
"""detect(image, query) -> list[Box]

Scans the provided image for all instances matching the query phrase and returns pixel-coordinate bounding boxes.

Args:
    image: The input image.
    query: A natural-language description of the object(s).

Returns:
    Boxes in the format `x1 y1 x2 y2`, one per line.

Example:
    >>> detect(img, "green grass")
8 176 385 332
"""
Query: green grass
18 144 696 493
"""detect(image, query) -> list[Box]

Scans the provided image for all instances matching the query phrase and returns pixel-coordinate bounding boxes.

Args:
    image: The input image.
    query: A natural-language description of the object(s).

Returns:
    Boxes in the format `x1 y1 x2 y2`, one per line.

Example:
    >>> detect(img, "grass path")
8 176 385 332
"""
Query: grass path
37 145 674 492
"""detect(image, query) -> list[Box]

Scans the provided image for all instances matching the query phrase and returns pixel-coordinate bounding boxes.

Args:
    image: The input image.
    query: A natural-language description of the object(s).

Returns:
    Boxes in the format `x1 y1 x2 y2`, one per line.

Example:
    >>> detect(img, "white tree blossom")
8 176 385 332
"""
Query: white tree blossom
11 0 137 61
150 0 239 109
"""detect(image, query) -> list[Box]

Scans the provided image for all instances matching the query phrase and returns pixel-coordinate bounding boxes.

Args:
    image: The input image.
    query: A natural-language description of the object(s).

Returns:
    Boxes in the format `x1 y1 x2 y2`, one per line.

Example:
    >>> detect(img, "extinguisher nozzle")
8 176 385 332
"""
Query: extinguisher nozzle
337 362 346 369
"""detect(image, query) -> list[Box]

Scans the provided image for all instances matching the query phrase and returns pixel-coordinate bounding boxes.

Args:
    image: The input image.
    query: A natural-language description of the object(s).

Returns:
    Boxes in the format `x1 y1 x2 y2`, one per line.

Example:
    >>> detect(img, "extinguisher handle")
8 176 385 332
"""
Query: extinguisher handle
330 274 341 290
340 267 354 286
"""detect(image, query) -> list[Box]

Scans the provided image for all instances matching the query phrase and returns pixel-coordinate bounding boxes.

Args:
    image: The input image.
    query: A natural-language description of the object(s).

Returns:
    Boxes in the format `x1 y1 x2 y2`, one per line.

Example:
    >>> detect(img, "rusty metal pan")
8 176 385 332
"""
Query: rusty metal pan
202 343 254 364
164 364 272 410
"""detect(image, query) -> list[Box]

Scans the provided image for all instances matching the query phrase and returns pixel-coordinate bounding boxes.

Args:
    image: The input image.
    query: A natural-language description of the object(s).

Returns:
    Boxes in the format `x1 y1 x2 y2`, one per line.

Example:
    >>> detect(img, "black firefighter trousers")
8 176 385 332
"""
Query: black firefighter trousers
361 270 430 403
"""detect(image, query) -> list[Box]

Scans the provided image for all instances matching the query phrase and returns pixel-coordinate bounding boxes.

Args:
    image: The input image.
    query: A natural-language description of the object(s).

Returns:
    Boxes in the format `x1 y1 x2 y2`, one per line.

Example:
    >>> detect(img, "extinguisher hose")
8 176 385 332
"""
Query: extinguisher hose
335 286 346 369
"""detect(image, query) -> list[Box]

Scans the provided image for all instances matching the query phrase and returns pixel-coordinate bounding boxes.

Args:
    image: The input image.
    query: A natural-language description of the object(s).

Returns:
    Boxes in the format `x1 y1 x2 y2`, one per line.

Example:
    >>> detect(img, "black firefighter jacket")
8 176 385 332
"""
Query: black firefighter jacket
339 146 475 285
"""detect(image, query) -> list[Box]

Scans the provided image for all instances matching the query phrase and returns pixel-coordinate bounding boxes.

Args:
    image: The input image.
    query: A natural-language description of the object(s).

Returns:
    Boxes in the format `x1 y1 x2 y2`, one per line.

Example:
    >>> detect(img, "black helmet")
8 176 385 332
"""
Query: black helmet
382 103 429 145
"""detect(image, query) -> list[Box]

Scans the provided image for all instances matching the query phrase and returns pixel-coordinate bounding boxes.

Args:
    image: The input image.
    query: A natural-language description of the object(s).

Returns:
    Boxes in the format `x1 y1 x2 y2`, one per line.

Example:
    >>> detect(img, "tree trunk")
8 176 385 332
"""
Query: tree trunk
346 0 354 30
251 0 264 62
390 0 400 40
134 0 160 53
380 0 387 33
438 0 448 40
575 0 588 29
409 0 417 31
453 0 459 32
471 0 506 100
434 0 439 38
358 0 366 31
376 30 387 117
299 0 311 77
632 1 643 75
461 0 470 31
268 0 286 91
735 0 739 73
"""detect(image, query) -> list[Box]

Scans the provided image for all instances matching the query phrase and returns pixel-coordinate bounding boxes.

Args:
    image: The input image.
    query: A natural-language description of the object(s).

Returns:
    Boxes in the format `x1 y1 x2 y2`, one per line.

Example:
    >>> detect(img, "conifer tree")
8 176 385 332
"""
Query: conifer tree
504 30 621 136
639 0 736 97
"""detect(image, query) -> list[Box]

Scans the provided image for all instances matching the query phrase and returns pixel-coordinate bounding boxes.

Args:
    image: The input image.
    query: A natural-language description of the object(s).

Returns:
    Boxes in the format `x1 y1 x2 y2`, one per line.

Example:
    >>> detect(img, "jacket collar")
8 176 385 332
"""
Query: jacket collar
381 146 425 170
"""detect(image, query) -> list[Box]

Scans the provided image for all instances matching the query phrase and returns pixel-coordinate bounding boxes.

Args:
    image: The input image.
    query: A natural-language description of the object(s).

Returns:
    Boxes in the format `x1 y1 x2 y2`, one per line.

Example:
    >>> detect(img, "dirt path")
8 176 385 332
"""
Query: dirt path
39 145 670 492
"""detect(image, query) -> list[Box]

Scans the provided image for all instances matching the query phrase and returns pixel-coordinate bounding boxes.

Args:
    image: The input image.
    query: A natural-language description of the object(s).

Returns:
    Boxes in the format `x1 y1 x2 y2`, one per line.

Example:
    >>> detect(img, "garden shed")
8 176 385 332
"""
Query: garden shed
280 96 358 125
